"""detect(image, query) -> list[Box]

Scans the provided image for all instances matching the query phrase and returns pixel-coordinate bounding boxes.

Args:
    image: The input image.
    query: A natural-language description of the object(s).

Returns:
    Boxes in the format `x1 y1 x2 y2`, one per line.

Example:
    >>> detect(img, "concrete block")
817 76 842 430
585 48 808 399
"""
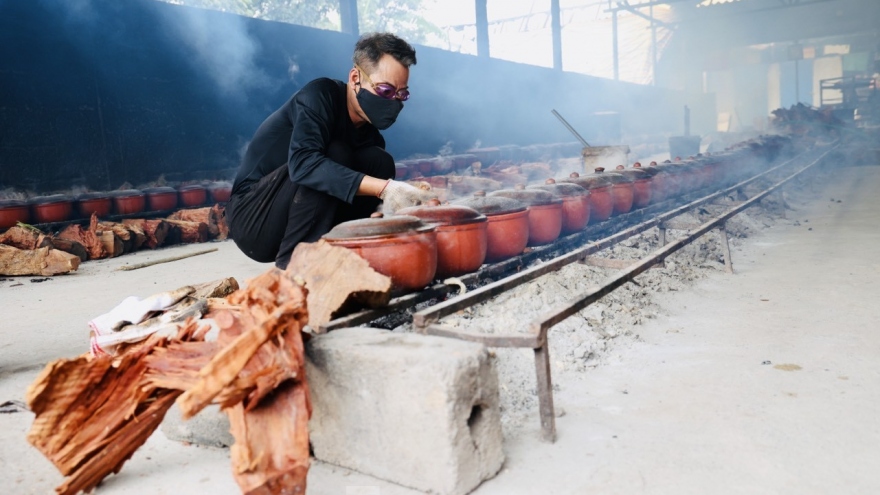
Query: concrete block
161 403 234 448
307 328 504 495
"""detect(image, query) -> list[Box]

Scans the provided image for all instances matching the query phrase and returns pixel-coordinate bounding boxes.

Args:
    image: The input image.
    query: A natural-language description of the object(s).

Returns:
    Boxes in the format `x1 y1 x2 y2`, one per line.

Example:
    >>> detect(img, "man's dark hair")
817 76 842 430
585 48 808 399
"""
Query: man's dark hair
353 32 417 72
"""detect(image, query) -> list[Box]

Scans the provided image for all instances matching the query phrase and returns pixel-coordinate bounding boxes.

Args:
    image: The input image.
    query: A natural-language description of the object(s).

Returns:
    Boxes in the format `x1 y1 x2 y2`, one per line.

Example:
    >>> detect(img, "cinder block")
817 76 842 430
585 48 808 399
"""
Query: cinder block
161 403 234 448
307 328 504 495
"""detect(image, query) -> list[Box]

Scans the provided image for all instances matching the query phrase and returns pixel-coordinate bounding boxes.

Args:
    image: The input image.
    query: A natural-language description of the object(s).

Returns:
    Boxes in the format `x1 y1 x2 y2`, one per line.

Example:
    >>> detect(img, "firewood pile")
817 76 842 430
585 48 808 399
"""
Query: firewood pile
0 205 227 276
24 241 392 495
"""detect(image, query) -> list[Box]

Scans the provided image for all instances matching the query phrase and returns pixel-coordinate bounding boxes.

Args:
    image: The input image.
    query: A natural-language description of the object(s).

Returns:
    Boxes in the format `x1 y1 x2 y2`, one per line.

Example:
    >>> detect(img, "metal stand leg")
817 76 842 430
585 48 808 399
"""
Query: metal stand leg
718 223 734 274
778 189 788 219
658 226 667 268
534 343 557 443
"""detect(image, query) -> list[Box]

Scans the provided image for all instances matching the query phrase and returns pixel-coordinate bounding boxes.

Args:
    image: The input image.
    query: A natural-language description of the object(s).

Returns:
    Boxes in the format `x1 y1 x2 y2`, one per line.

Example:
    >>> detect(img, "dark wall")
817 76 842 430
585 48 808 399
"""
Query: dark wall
0 0 712 192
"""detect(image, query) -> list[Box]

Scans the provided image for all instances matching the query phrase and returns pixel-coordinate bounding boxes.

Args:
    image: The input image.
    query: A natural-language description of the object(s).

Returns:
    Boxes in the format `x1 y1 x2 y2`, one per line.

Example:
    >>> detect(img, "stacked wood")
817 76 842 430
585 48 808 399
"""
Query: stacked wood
25 322 207 495
57 215 107 260
168 206 228 240
50 237 89 262
165 219 208 244
98 221 147 253
0 224 52 250
0 244 80 276
122 219 169 249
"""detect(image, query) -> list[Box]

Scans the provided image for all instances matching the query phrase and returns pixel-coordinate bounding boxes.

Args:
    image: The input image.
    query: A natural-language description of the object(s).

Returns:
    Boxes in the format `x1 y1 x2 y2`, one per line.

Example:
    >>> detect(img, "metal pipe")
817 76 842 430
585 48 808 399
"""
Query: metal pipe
551 109 590 148
476 0 489 58
339 0 359 35
612 11 619 81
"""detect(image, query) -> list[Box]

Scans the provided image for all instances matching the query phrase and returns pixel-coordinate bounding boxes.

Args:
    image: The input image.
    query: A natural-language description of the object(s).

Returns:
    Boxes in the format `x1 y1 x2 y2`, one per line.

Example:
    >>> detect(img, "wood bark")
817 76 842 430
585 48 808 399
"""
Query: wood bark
168 207 224 239
25 322 204 495
122 219 169 249
164 219 208 244
50 237 88 262
99 230 124 258
212 204 229 240
285 240 392 329
98 221 146 252
0 244 80 276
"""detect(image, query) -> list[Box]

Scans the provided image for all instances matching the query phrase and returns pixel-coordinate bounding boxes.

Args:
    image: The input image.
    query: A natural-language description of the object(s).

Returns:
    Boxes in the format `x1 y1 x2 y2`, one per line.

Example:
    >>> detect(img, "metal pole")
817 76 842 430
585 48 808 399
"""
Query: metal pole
612 10 619 81
476 0 489 58
651 4 657 86
339 0 359 36
551 109 591 148
551 0 562 70
794 58 800 104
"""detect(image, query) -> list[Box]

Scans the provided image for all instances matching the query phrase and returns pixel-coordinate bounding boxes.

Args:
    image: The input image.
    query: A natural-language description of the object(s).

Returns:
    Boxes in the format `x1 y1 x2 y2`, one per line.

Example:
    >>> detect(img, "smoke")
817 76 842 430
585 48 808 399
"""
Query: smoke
156 5 272 95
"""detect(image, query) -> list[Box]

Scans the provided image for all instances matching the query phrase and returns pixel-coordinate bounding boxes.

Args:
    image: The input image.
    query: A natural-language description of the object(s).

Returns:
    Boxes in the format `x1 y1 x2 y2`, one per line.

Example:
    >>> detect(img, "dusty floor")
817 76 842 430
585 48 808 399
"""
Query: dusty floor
1 162 878 494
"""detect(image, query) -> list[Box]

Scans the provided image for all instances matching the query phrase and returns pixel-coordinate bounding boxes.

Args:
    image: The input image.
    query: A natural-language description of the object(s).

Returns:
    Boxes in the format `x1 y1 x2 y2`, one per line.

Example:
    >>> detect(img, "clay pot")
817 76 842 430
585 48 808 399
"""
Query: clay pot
561 172 614 223
394 163 410 180
76 192 112 218
30 195 73 224
614 165 652 208
0 199 30 229
322 215 438 291
632 162 667 203
112 189 146 215
178 185 207 208
143 187 179 212
397 200 488 278
453 191 529 263
650 161 683 198
207 182 232 203
490 186 563 246
530 179 590 234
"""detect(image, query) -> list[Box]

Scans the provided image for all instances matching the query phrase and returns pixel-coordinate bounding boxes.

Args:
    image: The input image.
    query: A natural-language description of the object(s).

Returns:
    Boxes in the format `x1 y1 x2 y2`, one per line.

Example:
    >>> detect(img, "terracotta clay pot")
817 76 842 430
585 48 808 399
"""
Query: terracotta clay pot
651 161 683 198
112 190 146 215
530 178 590 234
397 200 488 278
178 185 207 208
30 195 73 224
447 176 503 198
322 215 438 291
632 162 667 203
453 191 529 263
562 172 614 223
0 199 30 229
75 192 112 219
207 182 232 203
143 187 179 212
394 163 410 180
490 186 563 246
614 165 652 208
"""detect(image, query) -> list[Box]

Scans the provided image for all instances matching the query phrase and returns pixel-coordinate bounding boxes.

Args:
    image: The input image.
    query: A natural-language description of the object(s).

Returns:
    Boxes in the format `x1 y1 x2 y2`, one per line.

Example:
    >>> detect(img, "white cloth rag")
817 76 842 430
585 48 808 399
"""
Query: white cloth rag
88 288 193 357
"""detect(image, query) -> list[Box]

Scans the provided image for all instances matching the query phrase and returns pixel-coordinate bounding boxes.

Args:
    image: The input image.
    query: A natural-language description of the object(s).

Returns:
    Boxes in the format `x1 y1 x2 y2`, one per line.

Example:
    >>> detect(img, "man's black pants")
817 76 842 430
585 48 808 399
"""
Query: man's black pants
226 141 395 268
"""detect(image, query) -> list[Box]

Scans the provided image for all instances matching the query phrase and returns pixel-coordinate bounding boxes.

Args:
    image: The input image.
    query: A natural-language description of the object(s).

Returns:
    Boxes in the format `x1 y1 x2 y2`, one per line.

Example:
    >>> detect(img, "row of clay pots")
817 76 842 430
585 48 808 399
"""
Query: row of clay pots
0 182 232 229
395 154 479 180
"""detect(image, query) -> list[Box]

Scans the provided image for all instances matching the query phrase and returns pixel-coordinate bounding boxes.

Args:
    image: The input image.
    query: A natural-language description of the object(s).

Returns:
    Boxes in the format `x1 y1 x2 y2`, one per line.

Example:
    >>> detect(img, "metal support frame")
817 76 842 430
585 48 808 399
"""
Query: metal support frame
475 0 489 58
612 11 620 81
414 146 834 442
339 0 359 36
551 0 562 70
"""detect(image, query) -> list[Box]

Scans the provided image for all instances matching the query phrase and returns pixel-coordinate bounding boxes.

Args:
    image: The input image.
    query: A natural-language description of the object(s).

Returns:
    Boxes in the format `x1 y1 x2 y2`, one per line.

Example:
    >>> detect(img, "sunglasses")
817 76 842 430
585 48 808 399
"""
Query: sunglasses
356 65 410 101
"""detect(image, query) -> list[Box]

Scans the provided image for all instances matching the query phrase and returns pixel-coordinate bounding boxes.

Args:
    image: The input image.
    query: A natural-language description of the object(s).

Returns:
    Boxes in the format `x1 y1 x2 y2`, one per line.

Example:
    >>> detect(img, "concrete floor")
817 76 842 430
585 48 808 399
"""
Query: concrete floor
1 164 878 494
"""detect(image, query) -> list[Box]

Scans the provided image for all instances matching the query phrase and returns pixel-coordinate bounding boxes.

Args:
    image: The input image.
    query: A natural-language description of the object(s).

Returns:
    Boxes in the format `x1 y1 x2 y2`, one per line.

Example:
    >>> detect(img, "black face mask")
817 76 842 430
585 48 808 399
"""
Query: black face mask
356 87 403 130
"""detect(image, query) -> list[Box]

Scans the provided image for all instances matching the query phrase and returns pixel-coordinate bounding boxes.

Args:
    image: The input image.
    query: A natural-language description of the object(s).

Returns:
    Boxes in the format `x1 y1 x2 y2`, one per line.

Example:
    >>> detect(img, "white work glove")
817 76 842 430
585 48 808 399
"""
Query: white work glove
379 180 438 215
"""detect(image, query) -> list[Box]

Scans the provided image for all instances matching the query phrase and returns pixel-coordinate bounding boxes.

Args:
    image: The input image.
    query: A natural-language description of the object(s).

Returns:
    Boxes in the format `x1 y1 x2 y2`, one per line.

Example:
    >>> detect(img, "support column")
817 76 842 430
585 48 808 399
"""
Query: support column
612 11 619 81
339 0 359 36
476 0 489 58
551 0 562 70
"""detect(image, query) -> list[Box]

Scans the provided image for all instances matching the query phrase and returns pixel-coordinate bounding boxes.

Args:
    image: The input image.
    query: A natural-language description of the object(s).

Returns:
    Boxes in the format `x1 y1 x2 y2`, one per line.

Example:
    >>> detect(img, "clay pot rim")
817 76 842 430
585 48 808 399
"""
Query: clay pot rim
178 184 207 192
142 187 178 195
111 189 145 198
0 199 28 208
452 194 528 216
490 188 563 207
30 194 73 205
396 203 487 226
76 192 112 201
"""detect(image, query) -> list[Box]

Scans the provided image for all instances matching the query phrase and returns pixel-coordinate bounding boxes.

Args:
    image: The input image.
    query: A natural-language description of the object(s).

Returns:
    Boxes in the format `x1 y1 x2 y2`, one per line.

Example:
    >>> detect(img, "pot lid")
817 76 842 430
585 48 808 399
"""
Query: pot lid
489 185 561 206
452 191 528 216
178 184 206 192
590 167 632 184
323 215 435 240
632 162 663 176
76 192 112 200
30 194 72 205
142 186 177 195
397 200 487 226
529 178 588 197
0 199 27 208
561 171 612 189
614 165 650 179
111 189 144 198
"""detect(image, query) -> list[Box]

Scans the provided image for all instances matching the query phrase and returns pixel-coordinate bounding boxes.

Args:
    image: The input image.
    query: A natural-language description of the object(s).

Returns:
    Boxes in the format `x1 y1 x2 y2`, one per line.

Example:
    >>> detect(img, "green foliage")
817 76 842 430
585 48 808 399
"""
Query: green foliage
159 0 443 42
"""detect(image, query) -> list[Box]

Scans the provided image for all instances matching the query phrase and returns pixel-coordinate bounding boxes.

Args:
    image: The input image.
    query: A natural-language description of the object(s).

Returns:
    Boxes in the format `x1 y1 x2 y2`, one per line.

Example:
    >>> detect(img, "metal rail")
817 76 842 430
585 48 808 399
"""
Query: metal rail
416 144 834 442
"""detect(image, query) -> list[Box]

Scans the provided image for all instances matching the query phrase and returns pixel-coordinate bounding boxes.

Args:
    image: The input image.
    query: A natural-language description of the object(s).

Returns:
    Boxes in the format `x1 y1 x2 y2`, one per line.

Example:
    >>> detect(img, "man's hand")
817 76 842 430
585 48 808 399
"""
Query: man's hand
379 180 438 214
